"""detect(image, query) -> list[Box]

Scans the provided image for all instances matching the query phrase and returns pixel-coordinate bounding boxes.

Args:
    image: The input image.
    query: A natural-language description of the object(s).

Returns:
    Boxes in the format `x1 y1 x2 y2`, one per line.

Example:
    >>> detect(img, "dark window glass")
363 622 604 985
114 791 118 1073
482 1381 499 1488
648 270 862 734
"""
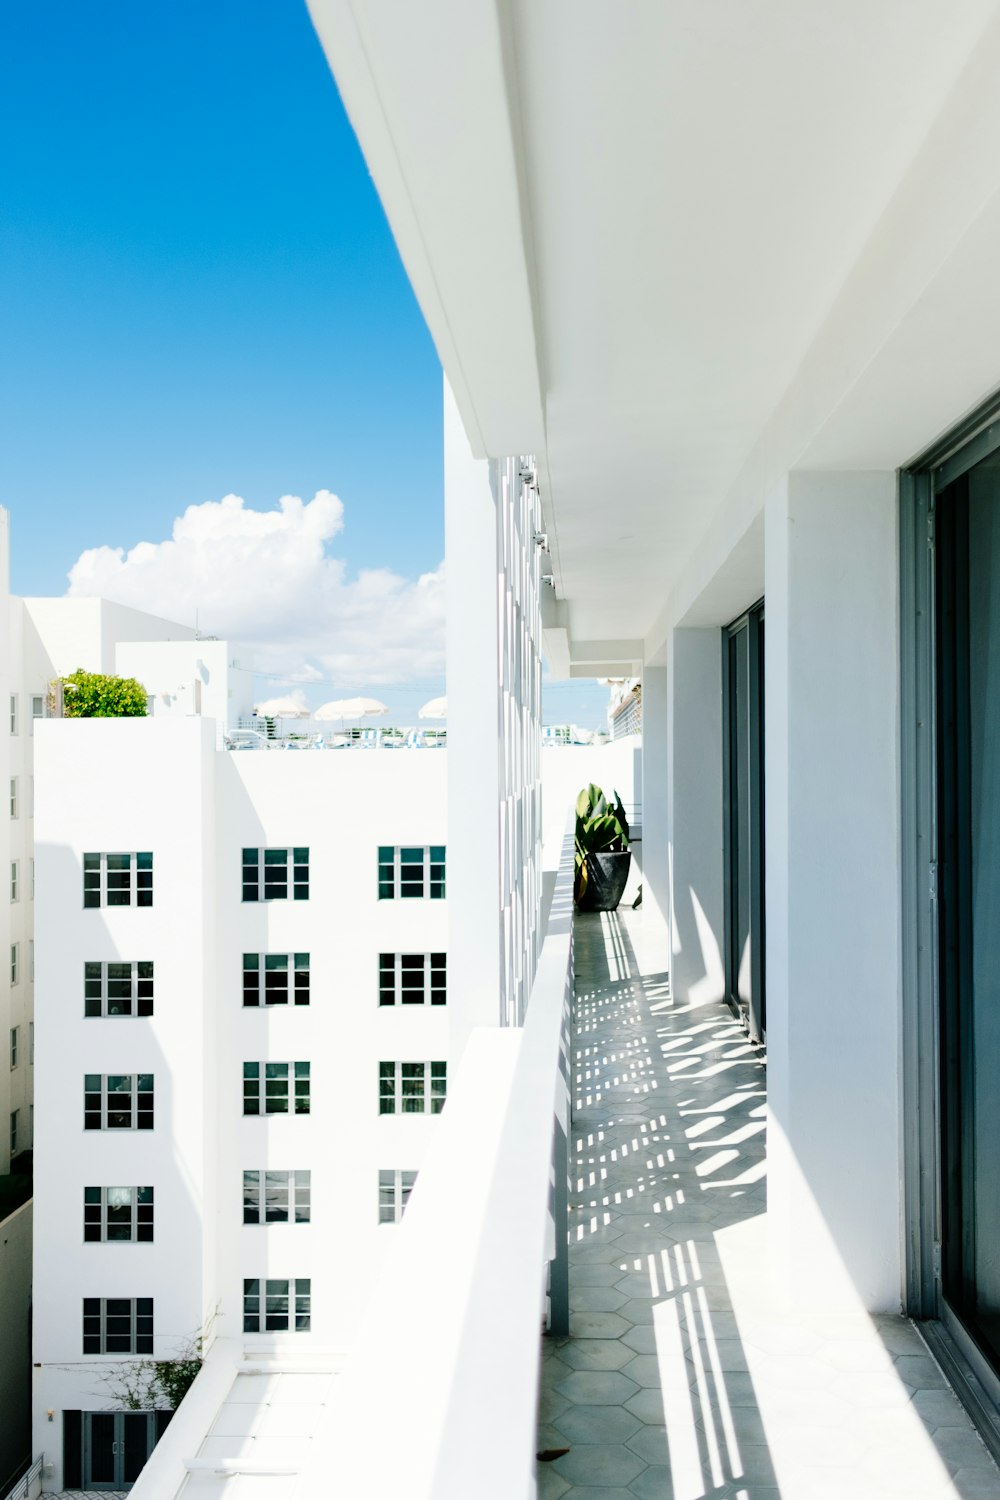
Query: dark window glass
243 1062 261 1115
377 847 394 900
378 953 395 1005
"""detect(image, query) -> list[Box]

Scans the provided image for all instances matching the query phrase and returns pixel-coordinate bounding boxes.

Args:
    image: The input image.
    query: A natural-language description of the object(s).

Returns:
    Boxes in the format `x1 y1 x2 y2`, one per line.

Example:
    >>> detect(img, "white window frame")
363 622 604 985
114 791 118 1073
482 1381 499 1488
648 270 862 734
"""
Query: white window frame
83 851 153 908
9 778 17 820
378 952 446 1006
378 1060 447 1115
83 1185 154 1242
9 1027 17 1069
9 1110 17 1155
84 960 154 1017
83 1073 154 1131
82 1297 153 1355
9 860 17 904
10 943 18 985
242 1278 311 1334
30 694 44 729
9 694 17 735
378 1169 417 1224
377 845 446 901
241 847 310 903
242 953 310 1007
242 1170 311 1224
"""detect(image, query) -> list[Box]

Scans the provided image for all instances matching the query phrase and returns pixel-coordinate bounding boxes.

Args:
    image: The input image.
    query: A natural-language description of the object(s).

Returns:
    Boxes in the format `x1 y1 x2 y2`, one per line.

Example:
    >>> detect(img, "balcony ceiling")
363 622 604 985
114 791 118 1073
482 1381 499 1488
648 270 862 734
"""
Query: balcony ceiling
309 0 1000 652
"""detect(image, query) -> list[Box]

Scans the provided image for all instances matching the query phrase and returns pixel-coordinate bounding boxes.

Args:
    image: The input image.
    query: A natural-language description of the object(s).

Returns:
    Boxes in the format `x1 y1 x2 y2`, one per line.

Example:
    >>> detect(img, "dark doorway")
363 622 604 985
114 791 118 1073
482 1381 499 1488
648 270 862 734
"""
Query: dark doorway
723 600 766 1043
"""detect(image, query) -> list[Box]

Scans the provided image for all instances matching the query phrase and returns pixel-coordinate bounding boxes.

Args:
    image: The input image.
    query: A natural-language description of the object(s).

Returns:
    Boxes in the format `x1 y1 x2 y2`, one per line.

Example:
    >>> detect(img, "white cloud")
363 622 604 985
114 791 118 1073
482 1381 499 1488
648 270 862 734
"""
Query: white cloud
66 490 446 690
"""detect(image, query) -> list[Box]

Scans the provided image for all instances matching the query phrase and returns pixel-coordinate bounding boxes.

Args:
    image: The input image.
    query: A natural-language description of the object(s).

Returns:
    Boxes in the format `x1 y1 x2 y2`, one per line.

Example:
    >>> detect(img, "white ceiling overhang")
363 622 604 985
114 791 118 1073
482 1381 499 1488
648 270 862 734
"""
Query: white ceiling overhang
309 0 1000 657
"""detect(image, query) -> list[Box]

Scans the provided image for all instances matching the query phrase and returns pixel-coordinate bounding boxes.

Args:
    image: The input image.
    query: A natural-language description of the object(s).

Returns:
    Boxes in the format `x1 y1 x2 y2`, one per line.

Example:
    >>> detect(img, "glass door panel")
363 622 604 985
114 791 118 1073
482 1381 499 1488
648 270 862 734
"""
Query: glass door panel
121 1413 151 1485
84 1413 117 1489
936 454 1000 1371
724 601 766 1042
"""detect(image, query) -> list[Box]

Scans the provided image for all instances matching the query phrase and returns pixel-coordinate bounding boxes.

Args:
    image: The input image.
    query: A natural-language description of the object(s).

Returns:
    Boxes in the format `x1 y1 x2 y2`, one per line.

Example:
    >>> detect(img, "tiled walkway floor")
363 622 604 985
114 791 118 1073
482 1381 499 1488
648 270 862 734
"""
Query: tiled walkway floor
537 906 1000 1500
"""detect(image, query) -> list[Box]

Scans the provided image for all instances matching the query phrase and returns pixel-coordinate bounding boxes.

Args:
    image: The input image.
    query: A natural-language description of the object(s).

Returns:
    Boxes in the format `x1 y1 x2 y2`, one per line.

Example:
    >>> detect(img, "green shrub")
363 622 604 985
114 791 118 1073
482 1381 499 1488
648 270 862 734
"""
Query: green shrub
61 669 148 718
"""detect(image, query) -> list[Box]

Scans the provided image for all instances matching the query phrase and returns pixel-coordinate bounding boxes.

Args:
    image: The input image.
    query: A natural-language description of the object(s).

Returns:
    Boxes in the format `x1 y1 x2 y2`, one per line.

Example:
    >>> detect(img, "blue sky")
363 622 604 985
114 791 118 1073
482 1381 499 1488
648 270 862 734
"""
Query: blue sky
0 0 605 726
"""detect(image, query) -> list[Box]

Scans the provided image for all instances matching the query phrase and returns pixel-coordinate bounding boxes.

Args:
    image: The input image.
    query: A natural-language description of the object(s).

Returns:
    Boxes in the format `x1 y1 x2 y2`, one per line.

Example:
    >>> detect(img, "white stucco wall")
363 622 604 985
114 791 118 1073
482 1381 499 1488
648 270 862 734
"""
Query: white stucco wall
0 1199 32 1494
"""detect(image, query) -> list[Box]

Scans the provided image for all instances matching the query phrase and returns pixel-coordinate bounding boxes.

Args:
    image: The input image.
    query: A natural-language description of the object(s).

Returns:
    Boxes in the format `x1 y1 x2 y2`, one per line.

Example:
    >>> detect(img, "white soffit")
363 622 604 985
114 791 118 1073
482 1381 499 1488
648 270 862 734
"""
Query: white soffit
310 0 996 642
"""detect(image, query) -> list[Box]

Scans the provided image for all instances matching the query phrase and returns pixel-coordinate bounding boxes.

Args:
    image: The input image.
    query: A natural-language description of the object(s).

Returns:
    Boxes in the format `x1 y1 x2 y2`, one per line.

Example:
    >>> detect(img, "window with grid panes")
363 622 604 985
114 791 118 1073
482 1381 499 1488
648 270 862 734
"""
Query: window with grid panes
378 952 446 1006
242 1062 310 1115
378 1169 417 1223
378 1060 446 1115
83 852 153 908
9 1027 16 1068
82 1297 153 1354
377 846 446 900
84 961 154 1017
242 953 310 1006
10 944 17 985
9 861 17 903
9 695 16 735
84 1186 154 1242
9 779 16 819
84 1074 154 1130
9 1110 17 1154
243 1278 310 1333
242 1170 311 1224
241 848 309 902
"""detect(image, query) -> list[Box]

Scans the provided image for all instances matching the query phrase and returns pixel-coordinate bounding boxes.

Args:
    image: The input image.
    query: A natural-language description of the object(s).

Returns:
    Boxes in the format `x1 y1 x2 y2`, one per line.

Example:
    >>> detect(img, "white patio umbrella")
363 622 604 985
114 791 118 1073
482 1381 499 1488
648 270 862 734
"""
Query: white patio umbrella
254 694 311 718
418 695 448 719
314 696 389 723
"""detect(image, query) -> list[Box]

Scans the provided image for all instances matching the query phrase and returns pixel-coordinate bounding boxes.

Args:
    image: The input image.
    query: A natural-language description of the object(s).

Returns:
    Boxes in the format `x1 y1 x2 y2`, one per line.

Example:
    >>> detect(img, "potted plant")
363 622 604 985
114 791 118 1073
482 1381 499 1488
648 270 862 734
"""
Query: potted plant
574 783 632 911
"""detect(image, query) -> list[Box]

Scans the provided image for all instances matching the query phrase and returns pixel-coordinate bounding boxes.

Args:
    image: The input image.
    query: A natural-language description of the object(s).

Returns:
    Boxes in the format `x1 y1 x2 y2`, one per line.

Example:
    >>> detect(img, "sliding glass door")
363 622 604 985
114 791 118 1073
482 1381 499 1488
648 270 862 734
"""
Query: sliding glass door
936 453 1000 1371
723 600 765 1043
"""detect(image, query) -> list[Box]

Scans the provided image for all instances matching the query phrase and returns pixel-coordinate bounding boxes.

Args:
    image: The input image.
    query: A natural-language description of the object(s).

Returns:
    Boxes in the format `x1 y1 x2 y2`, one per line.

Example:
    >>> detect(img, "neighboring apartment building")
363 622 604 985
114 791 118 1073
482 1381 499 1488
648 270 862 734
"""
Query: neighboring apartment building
30 720 451 1491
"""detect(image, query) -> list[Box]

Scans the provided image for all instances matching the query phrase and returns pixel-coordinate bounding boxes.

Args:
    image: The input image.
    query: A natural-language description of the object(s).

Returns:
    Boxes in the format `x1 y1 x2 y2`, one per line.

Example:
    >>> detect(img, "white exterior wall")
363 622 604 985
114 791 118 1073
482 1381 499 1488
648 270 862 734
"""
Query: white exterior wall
445 378 543 1039
765 470 902 1312
31 722 449 1490
115 639 254 734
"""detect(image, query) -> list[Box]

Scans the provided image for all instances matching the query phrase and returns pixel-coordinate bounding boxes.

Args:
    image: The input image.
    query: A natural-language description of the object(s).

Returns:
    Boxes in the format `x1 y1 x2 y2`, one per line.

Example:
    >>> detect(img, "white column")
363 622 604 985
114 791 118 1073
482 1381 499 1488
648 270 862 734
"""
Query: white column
667 630 724 1008
444 379 502 1050
639 666 669 945
765 469 901 1313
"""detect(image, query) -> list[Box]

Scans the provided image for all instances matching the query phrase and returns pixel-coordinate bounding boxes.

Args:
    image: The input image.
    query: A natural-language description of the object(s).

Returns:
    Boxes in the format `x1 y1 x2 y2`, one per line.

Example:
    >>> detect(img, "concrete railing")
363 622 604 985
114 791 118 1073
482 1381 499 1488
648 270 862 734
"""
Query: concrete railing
310 818 576 1500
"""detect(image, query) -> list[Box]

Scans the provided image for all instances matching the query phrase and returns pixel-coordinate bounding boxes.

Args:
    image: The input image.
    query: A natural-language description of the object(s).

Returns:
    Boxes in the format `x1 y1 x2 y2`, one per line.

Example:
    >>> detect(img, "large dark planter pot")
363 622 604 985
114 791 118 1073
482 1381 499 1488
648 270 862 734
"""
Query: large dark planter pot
576 849 632 912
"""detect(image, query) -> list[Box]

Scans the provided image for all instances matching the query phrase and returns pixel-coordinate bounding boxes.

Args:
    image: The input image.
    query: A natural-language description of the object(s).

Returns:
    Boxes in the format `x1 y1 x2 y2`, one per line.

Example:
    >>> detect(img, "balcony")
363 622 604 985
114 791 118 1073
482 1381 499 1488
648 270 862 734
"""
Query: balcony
538 906 1000 1500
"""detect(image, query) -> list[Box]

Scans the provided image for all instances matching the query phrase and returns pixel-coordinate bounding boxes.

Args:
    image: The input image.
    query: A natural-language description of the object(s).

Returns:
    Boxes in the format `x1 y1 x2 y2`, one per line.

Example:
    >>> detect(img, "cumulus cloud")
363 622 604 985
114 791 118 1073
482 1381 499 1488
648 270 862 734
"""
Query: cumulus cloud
66 491 445 689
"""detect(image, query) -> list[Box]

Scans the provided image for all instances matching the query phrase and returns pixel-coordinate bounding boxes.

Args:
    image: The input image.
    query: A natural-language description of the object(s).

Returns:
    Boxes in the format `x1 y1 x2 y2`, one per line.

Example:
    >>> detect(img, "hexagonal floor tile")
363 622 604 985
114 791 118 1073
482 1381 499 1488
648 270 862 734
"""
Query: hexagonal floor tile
620 1355 663 1388
624 1425 668 1465
536 1463 572 1500
623 1387 669 1425
570 1312 632 1340
627 1465 676 1500
616 1299 658 1326
620 1324 658 1354
557 1340 636 1372
553 1443 646 1488
556 1403 644 1445
555 1370 640 1406
614 1273 657 1299
573 1265 634 1287
571 1286 629 1313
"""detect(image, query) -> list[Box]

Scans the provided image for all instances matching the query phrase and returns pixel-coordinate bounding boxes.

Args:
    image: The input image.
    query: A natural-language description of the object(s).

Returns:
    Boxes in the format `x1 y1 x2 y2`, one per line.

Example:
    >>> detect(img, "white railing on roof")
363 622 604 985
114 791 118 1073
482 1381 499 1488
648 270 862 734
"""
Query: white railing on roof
310 816 576 1500
1 1458 41 1500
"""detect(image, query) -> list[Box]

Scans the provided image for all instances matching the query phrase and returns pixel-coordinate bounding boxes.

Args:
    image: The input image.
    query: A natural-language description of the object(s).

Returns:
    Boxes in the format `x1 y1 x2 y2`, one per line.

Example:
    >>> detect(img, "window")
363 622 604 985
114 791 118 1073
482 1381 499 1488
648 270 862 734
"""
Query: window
723 600 766 1044
378 953 446 1006
9 695 16 735
30 694 44 724
29 941 33 980
10 944 18 985
243 1278 310 1333
9 1027 17 1069
242 1170 311 1224
82 1298 153 1355
242 954 310 1007
9 778 16 819
29 1022 33 1064
83 852 153 908
84 1074 154 1131
9 1110 17 1155
378 1061 446 1115
84 961 154 1018
378 1169 417 1224
377 846 446 900
241 848 309 902
84 1186 154 1242
243 1062 310 1116
10 861 18 904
